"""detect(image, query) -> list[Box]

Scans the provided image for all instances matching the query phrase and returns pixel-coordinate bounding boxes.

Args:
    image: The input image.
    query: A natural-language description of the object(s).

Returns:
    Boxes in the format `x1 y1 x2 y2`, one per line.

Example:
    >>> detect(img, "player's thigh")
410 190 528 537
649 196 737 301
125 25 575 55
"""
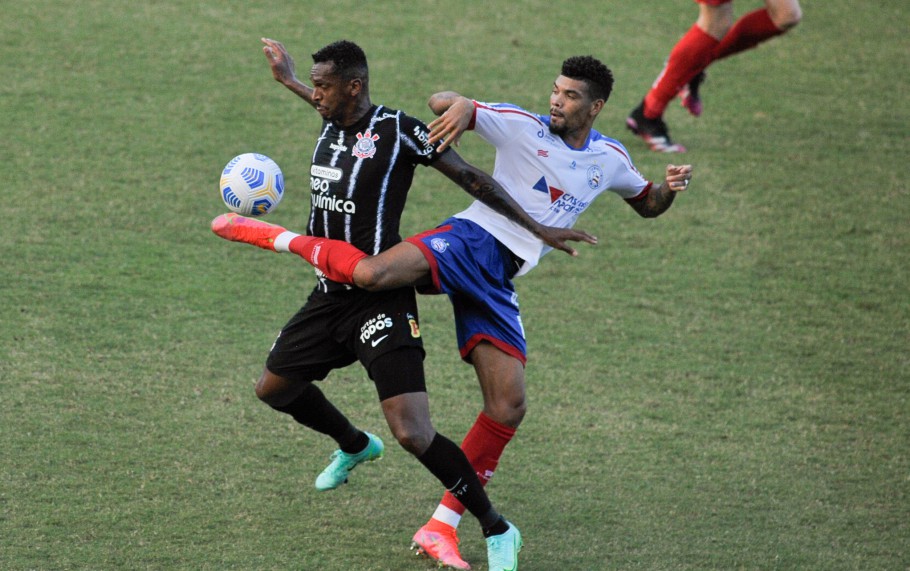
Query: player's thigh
696 0 735 38
451 286 527 366
263 295 357 397
371 346 433 454
355 241 432 291
353 288 424 371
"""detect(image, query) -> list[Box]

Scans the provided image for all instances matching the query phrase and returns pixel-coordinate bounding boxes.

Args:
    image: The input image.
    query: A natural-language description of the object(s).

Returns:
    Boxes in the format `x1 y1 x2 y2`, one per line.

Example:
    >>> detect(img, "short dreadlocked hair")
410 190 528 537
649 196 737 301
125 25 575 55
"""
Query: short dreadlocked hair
560 56 614 102
312 40 369 85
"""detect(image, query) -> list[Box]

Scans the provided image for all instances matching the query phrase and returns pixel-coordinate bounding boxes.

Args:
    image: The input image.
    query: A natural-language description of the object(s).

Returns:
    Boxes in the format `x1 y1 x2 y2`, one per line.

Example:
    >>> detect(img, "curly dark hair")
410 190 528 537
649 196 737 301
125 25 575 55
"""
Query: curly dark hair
561 56 614 102
312 40 369 84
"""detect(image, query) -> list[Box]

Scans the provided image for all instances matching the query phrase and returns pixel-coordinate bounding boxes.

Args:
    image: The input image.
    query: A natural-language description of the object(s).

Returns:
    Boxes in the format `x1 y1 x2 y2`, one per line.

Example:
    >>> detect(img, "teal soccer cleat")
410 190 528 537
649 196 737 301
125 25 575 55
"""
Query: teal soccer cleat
315 432 384 491
486 521 522 571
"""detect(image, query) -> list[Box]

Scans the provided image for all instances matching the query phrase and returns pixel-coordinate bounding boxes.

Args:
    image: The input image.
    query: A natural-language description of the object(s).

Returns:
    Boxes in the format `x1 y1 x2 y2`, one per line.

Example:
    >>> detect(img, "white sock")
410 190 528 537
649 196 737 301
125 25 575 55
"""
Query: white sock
272 231 300 252
431 504 463 529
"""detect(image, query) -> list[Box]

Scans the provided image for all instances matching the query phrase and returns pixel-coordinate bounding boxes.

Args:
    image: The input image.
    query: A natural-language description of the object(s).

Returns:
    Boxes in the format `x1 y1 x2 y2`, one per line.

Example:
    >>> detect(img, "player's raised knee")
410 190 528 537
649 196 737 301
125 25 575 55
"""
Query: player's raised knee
392 427 434 456
486 399 527 429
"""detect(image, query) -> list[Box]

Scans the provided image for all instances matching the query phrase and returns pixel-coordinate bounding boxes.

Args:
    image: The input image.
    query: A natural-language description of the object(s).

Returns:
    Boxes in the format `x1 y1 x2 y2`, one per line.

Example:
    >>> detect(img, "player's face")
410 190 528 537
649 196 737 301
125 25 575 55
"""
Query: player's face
549 76 599 137
310 62 356 123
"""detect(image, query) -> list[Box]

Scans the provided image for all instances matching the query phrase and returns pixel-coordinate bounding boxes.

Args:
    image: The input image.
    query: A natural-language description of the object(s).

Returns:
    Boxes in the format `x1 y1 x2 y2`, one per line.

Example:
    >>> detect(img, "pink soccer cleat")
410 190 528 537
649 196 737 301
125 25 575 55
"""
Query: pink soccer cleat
411 523 471 570
211 212 287 251
680 71 706 118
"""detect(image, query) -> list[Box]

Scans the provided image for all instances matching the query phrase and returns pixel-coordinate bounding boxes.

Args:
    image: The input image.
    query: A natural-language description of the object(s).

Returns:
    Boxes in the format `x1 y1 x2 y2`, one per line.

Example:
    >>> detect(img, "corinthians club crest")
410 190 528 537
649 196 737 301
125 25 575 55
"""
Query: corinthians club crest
353 129 380 159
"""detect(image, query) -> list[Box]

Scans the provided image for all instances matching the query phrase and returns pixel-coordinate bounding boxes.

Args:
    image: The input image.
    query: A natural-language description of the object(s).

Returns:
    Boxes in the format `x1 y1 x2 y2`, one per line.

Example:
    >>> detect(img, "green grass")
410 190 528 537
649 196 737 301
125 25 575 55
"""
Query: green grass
2 0 908 569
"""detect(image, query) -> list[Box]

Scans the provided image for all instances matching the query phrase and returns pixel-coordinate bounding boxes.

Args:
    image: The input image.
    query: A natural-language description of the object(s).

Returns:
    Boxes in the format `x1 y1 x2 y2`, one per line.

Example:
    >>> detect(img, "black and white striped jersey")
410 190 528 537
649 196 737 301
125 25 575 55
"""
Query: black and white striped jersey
307 105 444 292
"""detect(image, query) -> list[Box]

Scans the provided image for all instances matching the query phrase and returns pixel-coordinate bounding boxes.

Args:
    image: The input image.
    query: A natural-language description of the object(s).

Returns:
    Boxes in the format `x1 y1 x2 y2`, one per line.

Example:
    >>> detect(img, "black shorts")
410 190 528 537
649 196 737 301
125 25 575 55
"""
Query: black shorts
266 285 425 385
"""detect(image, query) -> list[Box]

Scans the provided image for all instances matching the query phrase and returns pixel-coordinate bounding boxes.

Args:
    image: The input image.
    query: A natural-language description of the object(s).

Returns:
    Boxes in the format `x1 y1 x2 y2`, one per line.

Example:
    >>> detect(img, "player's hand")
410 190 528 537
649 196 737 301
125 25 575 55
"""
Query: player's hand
536 225 599 257
261 37 296 84
665 163 693 192
428 98 473 152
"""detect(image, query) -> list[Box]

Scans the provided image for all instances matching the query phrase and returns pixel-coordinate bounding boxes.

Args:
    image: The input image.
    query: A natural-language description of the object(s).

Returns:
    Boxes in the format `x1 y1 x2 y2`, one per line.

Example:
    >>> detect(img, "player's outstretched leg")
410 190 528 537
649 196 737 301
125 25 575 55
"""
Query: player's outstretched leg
486 521 522 571
411 523 471 570
211 213 366 283
315 432 385 491
211 212 288 251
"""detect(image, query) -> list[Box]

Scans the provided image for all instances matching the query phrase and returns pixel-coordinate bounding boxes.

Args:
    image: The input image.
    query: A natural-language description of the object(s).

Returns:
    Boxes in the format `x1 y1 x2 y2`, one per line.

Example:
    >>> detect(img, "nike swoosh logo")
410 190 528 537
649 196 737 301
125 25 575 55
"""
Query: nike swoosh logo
371 335 389 347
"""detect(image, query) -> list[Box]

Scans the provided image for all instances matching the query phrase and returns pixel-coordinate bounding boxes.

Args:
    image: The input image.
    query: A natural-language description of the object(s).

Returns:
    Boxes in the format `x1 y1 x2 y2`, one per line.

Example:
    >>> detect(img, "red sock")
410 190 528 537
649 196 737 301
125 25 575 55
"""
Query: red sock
643 25 719 118
287 235 367 284
714 9 784 61
438 412 517 516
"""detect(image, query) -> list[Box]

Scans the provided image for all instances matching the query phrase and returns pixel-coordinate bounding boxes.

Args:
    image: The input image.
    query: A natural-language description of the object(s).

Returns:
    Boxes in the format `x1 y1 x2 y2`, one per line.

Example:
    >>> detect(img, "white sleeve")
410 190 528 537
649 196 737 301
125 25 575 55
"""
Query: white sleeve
471 101 540 148
610 161 650 200
598 138 651 200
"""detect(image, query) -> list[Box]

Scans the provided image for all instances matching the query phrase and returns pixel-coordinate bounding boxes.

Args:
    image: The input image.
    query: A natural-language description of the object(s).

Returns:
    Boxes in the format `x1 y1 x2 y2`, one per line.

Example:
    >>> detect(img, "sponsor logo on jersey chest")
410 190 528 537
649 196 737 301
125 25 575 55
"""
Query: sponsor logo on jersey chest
310 165 356 213
310 165 343 181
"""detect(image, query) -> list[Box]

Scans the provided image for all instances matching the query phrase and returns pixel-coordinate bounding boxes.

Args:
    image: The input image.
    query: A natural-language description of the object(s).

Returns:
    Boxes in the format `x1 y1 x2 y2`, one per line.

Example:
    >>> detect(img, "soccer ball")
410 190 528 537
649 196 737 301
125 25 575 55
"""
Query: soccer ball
219 153 284 216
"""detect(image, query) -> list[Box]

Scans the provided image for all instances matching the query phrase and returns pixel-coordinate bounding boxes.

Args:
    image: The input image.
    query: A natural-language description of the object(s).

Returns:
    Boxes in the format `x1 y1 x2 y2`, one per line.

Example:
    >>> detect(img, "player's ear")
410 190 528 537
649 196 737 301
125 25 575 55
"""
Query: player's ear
590 98 605 118
349 78 363 97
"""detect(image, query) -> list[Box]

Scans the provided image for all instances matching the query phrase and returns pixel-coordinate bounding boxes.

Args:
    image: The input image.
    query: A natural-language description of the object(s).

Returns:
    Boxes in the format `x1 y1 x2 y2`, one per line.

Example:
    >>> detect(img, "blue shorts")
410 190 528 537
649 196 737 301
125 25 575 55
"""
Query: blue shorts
406 217 527 365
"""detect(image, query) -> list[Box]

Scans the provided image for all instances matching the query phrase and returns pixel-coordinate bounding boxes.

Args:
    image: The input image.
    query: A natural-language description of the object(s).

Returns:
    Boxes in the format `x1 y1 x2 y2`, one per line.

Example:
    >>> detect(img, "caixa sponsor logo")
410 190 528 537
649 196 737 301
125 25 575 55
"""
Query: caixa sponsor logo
360 314 394 345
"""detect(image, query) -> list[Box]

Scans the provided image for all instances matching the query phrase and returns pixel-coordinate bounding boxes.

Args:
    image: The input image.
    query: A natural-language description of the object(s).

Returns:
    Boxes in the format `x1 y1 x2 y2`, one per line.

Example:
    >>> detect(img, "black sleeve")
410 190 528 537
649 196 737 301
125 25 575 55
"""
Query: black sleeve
398 113 448 167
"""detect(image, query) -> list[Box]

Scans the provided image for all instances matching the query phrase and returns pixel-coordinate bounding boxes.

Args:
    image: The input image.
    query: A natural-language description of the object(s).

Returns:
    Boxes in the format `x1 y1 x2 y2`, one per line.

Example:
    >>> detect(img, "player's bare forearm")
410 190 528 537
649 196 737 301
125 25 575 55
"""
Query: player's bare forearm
434 153 596 255
261 37 317 109
434 153 539 232
634 181 677 218
630 164 692 218
428 93 473 150
282 79 317 108
428 91 465 116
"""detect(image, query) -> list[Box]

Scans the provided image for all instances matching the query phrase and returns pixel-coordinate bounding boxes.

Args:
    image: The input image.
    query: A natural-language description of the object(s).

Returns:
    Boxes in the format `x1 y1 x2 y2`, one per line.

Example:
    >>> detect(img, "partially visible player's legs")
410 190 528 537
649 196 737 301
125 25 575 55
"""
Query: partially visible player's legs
627 2 731 152
255 369 383 490
211 213 431 288
650 2 732 117
211 213 367 283
414 343 525 568
372 349 516 570
351 241 433 291
630 0 800 151
714 0 801 61
680 0 801 116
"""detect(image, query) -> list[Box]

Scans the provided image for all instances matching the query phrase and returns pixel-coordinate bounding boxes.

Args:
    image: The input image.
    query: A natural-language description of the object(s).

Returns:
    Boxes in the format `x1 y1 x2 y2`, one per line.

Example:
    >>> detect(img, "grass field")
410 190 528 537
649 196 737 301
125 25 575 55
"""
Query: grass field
2 1 908 569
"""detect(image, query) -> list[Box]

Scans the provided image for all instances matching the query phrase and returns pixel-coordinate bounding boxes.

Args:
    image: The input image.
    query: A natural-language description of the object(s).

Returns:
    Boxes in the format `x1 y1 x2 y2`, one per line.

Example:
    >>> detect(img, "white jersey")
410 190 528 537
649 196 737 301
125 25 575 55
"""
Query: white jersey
453 101 651 276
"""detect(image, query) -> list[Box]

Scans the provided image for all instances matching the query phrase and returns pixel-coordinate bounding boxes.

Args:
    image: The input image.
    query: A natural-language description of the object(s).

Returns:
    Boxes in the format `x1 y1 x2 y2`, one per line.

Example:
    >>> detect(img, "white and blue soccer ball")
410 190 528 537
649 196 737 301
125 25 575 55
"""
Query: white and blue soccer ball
219 153 284 216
